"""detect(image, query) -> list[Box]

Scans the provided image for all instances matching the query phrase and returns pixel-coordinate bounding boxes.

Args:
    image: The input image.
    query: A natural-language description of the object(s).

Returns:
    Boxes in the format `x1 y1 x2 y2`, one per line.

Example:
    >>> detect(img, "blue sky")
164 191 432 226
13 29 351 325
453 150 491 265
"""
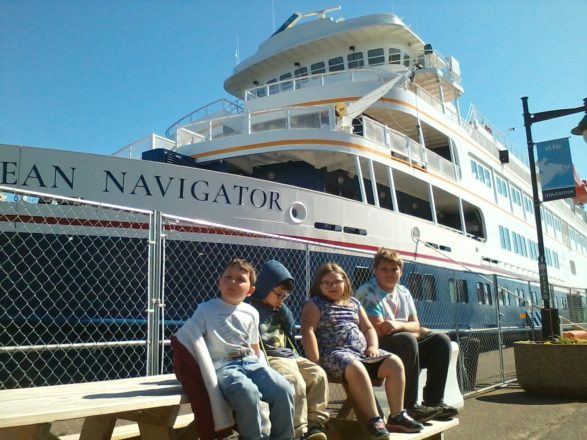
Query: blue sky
1 0 586 180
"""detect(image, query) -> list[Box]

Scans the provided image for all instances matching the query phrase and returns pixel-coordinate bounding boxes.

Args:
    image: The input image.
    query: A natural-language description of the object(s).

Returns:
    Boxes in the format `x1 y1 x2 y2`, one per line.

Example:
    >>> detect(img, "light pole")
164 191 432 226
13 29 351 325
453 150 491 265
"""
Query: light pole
522 97 587 340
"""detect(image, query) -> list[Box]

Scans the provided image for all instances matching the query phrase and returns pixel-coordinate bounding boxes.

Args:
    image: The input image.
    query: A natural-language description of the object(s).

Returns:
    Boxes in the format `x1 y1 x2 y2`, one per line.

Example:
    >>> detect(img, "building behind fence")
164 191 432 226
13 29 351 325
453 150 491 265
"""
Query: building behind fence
1 190 586 395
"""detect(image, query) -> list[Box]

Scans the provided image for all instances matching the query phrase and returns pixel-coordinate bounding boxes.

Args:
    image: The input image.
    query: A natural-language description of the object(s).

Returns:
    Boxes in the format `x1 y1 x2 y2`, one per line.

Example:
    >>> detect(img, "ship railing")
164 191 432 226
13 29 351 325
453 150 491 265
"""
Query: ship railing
244 68 407 102
177 103 457 181
364 117 424 168
171 105 336 147
111 134 177 159
463 121 532 183
362 116 459 180
427 150 461 181
408 82 460 124
464 105 529 167
165 98 244 139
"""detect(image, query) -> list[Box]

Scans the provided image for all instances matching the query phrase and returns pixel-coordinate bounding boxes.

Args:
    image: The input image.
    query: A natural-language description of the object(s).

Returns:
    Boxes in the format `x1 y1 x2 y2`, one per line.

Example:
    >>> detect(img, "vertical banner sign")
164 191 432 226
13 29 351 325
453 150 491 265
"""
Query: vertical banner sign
536 137 576 202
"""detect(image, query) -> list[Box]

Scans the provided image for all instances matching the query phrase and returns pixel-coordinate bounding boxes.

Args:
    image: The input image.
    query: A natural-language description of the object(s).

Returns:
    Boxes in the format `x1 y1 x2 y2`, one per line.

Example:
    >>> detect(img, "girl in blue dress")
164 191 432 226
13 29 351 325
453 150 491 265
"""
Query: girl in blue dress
301 263 423 438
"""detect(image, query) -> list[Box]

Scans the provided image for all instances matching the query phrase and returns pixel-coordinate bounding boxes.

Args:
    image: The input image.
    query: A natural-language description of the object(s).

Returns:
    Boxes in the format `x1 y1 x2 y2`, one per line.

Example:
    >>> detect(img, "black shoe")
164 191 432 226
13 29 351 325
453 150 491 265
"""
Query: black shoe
386 410 424 433
424 402 459 419
406 404 442 422
302 425 327 440
366 416 390 440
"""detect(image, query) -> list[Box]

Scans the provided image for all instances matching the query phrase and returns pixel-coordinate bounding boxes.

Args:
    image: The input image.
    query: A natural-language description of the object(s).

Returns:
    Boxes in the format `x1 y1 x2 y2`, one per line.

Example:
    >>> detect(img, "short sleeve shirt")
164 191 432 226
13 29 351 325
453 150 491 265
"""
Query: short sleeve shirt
356 278 417 322
190 298 259 368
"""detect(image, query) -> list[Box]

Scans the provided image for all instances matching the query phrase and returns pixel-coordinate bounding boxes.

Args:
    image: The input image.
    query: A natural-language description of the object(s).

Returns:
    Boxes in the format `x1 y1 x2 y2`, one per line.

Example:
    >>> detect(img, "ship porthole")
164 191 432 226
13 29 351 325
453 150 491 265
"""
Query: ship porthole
289 202 307 224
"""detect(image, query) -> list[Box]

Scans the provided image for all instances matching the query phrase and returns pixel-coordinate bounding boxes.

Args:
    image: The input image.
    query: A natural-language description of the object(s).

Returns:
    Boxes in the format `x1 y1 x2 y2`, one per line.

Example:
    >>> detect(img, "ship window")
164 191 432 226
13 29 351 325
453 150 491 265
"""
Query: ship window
408 273 423 300
347 52 364 69
516 288 526 307
294 66 308 87
343 226 367 236
530 290 540 307
476 282 492 305
328 56 345 72
423 275 437 301
433 186 462 232
311 61 326 74
570 260 576 275
314 222 342 232
498 287 506 306
368 48 385 65
448 278 469 303
280 73 292 91
267 78 278 95
457 280 469 303
403 52 411 67
389 48 401 64
255 86 266 98
476 282 484 304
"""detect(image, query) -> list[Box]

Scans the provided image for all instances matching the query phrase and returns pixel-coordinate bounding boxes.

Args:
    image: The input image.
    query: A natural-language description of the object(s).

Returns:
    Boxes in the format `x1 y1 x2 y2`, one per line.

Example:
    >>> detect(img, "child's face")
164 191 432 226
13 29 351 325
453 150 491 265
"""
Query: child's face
218 266 255 305
262 286 291 310
374 261 402 292
318 272 345 302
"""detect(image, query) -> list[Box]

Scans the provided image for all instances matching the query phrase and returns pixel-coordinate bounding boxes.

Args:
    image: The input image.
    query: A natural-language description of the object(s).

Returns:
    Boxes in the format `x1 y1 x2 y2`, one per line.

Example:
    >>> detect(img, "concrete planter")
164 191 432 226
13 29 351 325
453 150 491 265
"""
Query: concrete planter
514 341 587 398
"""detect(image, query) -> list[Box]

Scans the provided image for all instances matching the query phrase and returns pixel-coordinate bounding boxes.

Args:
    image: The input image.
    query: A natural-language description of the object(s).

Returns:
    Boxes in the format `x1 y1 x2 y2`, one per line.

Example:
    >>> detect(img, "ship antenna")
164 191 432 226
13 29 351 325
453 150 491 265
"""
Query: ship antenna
234 35 240 65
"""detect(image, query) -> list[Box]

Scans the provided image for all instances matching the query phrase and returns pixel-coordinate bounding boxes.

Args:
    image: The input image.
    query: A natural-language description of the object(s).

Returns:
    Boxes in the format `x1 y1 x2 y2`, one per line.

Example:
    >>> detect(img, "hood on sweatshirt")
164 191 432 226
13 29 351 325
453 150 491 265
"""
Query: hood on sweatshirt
251 260 294 302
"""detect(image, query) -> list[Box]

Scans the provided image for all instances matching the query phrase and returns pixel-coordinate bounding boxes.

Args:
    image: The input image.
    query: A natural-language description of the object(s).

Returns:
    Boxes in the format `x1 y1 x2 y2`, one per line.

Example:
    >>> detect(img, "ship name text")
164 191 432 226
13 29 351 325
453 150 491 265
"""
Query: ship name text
1 160 283 212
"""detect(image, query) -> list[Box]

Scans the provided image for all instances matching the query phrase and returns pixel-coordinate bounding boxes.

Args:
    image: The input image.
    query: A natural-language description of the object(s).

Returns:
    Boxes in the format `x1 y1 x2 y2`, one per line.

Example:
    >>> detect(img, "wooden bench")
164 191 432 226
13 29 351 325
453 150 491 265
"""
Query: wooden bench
328 341 463 439
0 374 196 440
327 380 458 440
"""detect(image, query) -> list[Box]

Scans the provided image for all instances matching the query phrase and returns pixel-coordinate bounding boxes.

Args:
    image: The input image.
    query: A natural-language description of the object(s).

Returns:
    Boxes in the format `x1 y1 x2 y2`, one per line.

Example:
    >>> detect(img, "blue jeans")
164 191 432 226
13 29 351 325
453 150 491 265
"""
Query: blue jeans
217 356 295 440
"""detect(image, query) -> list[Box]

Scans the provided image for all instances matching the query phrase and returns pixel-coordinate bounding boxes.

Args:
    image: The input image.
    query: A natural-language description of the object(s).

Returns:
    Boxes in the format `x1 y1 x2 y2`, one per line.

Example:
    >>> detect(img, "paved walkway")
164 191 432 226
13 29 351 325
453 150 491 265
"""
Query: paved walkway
446 383 587 440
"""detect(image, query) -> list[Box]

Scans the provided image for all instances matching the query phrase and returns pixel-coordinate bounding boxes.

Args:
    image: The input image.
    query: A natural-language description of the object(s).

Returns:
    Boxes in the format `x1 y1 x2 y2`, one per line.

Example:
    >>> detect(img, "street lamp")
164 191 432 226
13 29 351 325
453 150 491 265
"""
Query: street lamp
522 97 587 340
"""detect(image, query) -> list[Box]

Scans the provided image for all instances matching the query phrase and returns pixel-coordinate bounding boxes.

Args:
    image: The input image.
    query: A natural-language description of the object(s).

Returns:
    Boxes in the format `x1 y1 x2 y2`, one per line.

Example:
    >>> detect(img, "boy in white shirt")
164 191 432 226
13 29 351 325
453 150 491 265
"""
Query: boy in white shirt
175 258 295 440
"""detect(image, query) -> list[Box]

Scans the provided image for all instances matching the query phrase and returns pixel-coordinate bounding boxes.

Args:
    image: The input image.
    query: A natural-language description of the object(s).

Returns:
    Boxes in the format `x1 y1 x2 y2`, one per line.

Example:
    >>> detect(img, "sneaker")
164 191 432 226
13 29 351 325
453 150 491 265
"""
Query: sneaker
302 425 327 440
406 404 442 422
386 410 424 433
366 416 390 440
424 402 459 419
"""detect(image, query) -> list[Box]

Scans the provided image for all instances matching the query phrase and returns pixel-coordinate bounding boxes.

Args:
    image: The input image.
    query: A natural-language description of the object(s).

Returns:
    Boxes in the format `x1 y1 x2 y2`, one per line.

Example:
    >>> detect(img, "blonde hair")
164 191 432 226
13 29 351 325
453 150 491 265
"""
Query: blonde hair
222 258 257 285
309 262 353 302
373 247 404 270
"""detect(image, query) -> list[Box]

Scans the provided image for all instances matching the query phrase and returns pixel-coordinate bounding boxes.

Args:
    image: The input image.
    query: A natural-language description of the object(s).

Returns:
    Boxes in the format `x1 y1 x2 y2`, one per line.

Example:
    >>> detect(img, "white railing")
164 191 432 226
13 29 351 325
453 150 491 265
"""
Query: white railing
244 68 406 101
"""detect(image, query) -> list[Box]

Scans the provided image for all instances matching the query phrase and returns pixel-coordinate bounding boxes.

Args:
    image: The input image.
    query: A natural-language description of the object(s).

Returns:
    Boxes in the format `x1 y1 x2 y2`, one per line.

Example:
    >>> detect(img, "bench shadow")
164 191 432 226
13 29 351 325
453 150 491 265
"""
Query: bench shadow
84 383 183 399
476 388 587 406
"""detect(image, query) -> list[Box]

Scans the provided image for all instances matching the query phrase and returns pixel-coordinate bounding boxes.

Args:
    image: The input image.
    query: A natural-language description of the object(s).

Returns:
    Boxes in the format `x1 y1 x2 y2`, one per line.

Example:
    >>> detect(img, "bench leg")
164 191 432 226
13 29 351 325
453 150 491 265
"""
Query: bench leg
176 420 198 440
79 415 116 440
121 406 181 440
0 423 51 440
137 422 177 440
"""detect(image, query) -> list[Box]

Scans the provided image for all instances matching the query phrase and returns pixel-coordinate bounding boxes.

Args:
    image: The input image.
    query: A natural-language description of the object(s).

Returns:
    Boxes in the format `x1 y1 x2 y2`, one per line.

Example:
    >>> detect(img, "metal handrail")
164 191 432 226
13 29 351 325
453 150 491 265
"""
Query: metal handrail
165 98 243 138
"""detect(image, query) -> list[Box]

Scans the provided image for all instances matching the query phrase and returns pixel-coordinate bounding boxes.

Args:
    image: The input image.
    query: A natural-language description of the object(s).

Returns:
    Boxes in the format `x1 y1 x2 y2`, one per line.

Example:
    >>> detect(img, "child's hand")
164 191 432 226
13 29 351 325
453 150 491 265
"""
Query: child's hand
365 345 379 357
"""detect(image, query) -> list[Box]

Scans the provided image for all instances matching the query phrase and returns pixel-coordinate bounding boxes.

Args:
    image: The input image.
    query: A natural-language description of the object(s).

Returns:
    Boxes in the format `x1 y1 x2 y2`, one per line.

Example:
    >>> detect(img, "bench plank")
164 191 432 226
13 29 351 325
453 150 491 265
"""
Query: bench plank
0 375 186 429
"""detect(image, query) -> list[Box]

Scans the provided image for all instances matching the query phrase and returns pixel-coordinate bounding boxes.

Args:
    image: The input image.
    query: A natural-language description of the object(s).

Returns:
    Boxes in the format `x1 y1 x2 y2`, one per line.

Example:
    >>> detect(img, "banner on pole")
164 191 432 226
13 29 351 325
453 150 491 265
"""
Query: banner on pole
536 137 576 202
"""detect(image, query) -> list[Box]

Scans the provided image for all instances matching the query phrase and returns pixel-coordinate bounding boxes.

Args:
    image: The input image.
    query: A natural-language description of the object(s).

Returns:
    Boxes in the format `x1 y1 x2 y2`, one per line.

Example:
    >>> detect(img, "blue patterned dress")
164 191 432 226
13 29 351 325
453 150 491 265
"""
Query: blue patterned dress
310 295 390 380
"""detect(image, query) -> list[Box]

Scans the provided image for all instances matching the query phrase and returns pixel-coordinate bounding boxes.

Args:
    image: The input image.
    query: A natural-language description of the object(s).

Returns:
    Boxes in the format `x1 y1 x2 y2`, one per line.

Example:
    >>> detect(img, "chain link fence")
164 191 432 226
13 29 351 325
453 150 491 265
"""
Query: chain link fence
2 188 586 399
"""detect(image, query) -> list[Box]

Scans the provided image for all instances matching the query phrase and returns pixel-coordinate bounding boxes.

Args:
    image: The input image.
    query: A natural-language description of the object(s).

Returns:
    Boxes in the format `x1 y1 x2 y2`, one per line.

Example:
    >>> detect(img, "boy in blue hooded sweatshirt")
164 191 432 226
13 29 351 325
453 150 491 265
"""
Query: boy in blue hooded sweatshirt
251 260 330 440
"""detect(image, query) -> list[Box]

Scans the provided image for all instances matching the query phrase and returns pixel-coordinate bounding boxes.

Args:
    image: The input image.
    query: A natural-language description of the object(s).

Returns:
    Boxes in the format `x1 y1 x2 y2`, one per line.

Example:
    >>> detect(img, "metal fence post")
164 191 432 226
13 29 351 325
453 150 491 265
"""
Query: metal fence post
493 274 505 382
305 243 311 296
527 281 536 340
146 211 164 376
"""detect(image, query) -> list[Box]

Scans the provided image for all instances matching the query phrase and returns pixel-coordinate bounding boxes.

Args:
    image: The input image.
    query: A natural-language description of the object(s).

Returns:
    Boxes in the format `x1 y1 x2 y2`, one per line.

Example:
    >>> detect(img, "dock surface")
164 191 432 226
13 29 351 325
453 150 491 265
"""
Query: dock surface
446 383 587 440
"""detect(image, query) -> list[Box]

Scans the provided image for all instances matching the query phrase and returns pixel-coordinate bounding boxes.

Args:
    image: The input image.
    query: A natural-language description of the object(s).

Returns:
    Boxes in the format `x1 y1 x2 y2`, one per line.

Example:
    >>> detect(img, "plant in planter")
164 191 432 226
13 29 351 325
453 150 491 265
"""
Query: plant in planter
514 337 587 399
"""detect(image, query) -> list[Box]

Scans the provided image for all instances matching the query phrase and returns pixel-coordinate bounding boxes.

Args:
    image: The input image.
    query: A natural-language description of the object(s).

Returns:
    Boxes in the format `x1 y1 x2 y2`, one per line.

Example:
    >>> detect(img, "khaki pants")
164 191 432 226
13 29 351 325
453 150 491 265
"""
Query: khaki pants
268 356 330 438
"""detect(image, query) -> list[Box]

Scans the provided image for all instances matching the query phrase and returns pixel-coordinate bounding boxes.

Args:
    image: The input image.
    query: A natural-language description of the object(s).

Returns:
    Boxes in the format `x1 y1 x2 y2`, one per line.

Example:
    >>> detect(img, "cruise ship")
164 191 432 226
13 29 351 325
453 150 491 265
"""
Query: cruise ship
2 7 586 329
